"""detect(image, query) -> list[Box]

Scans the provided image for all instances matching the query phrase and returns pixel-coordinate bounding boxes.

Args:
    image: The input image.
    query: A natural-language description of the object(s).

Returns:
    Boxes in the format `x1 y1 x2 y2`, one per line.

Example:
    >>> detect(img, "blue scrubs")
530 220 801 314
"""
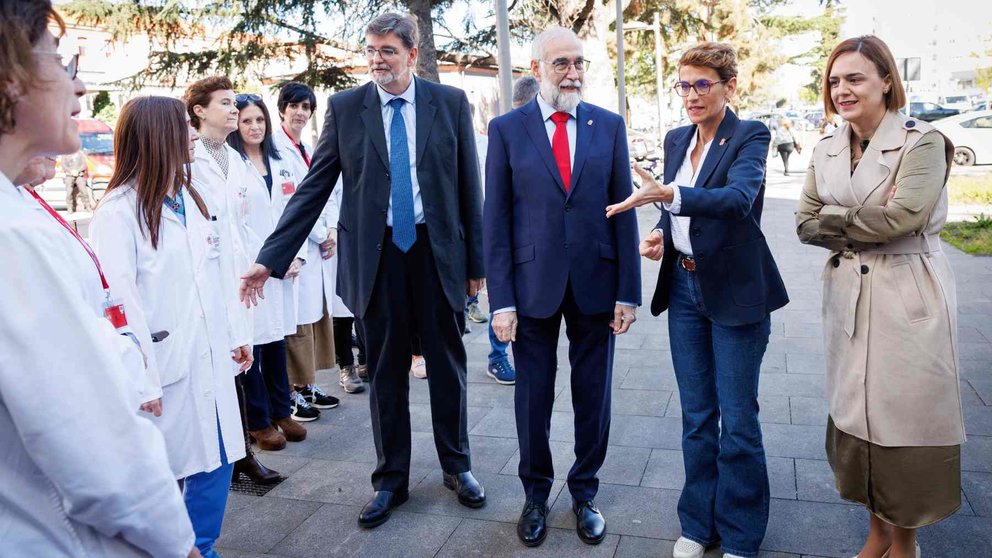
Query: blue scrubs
182 411 234 558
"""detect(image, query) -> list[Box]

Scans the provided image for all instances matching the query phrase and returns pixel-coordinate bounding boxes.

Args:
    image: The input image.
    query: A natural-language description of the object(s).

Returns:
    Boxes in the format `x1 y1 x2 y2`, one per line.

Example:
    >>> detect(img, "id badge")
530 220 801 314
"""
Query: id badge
103 297 129 329
281 181 296 195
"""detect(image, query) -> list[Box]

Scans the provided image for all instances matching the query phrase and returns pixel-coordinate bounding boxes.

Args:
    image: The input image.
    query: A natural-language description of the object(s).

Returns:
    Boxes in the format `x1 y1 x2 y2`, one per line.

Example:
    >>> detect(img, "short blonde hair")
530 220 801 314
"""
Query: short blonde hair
679 42 738 82
822 36 907 118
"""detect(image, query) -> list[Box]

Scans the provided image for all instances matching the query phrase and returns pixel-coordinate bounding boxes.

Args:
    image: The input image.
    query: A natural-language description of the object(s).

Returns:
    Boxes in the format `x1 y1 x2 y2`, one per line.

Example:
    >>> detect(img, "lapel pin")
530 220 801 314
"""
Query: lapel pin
719 137 727 146
587 119 593 126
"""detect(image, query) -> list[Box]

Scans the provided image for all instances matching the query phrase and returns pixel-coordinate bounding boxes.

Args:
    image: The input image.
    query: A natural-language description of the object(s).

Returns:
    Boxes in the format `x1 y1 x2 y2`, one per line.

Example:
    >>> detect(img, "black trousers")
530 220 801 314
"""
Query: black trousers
362 225 471 492
777 142 794 173
243 340 291 430
332 317 356 367
514 284 614 503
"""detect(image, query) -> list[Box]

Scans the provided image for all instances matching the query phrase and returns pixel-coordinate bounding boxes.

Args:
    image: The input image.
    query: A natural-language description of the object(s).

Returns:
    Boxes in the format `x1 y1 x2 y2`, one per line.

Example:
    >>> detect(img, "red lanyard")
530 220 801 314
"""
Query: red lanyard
26 188 111 291
282 126 311 167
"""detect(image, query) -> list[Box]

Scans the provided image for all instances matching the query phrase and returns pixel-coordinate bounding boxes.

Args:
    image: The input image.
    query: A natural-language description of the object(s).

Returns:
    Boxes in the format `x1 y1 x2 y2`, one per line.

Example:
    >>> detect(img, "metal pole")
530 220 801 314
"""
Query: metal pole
616 0 626 121
495 0 513 115
653 12 664 139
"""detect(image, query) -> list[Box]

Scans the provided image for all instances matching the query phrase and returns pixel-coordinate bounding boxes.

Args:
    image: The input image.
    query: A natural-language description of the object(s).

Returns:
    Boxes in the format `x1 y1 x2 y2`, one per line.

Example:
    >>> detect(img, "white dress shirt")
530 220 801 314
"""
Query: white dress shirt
663 130 712 257
377 77 425 226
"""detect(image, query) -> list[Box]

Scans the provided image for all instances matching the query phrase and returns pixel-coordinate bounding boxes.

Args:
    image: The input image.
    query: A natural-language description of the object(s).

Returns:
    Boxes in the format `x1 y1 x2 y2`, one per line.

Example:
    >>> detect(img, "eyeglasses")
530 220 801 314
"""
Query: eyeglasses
673 79 725 97
236 93 262 104
34 51 79 80
366 46 400 59
544 58 590 74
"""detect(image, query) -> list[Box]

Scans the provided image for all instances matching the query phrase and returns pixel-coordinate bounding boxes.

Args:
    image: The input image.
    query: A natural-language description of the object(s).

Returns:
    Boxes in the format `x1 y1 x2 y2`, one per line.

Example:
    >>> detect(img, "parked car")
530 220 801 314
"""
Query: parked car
35 118 115 211
910 102 960 122
941 94 972 112
627 129 658 160
932 110 992 166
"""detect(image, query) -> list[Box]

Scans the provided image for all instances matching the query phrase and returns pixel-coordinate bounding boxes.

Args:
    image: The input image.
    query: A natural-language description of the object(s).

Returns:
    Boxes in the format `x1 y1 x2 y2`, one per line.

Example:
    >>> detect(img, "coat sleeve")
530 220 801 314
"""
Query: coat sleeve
483 119 514 311
259 99 342 279
608 120 642 306
457 92 485 279
0 227 195 558
795 156 877 252
817 132 948 243
89 202 163 404
677 123 771 220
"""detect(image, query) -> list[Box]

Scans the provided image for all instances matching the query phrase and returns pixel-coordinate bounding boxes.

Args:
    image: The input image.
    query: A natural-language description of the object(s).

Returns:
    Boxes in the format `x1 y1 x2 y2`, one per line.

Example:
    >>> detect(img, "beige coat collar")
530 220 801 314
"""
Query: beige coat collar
821 111 909 206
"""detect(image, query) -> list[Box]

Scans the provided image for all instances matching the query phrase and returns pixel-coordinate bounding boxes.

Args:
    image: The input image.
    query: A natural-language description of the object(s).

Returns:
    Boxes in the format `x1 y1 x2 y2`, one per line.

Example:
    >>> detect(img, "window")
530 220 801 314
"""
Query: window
968 117 992 129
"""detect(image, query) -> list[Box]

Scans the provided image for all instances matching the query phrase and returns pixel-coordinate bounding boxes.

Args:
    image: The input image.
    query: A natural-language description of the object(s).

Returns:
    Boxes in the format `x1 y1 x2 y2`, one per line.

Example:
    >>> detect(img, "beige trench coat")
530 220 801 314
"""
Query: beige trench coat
796 110 965 447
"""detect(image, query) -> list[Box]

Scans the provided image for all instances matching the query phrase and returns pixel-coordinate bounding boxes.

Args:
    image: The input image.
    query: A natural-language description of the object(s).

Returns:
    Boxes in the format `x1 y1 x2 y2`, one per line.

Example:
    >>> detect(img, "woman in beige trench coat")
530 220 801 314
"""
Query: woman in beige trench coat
796 36 964 558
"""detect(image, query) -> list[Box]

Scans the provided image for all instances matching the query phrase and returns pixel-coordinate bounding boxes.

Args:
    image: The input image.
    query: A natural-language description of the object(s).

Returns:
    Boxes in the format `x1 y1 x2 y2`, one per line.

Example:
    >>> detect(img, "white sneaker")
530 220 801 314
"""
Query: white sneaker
673 536 705 558
724 554 746 558
411 356 427 379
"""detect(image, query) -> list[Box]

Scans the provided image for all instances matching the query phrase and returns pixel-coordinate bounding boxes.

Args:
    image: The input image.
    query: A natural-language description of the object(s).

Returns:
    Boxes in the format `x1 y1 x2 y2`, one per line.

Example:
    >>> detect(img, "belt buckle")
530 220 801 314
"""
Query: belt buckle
680 255 696 272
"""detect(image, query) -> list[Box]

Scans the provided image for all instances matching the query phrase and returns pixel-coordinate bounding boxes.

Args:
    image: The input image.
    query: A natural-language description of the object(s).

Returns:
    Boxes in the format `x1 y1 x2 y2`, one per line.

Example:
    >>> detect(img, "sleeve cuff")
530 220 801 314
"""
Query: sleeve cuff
663 184 682 214
493 306 516 315
616 301 639 308
818 205 849 235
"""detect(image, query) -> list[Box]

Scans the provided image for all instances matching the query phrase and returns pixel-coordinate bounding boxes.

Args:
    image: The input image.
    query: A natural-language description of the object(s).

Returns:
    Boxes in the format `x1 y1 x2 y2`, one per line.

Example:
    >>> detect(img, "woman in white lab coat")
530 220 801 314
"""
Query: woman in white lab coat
0 6 198 557
226 94 310 449
90 96 252 558
272 82 345 412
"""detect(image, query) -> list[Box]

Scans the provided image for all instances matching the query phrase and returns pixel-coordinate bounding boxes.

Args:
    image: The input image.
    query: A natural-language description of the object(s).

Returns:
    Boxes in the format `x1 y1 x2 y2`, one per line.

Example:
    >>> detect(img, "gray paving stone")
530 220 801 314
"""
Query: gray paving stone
965 376 992 406
789 397 828 426
499 442 651 487
761 352 789 374
436 519 620 557
266 459 429 505
217 495 321 553
762 423 828 460
794 459 845 505
786 353 825 375
960 342 992 361
609 414 684 449
408 431 517 474
964 405 992 435
605 388 673 417
614 535 677 558
640 449 685 491
408 403 488 434
246 454 312 477
547 483 683 540
214 549 294 558
960 380 987 406
762 498 866 557
759 374 826 398
961 471 992 517
768 457 798 500
958 326 989 343
622 366 681 391
272 504 462 558
784 321 823 339
916 513 992 557
403 469 564 524
962 435 992 473
764 336 824 356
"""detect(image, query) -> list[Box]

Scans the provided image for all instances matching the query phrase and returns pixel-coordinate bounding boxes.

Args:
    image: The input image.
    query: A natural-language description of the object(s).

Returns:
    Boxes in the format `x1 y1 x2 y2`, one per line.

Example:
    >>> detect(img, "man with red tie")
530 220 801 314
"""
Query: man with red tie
483 27 641 548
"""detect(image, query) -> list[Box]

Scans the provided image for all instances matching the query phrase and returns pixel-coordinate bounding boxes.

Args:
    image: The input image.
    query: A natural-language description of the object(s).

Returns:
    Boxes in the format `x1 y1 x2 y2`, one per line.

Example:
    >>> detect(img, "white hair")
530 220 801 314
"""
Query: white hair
531 26 580 61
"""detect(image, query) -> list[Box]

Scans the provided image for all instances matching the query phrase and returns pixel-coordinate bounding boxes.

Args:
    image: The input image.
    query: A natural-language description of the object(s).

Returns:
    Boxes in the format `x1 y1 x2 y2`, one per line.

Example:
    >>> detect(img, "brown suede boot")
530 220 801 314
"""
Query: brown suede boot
248 426 287 451
273 415 307 442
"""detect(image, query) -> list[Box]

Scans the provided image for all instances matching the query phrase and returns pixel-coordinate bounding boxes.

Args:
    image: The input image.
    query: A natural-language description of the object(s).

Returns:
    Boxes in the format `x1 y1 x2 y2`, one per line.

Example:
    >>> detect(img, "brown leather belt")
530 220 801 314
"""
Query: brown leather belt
679 254 696 272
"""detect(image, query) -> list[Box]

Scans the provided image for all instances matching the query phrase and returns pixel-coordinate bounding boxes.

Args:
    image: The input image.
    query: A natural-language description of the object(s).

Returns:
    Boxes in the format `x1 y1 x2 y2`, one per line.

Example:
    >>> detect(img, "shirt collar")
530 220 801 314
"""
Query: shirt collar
536 92 577 122
378 76 416 107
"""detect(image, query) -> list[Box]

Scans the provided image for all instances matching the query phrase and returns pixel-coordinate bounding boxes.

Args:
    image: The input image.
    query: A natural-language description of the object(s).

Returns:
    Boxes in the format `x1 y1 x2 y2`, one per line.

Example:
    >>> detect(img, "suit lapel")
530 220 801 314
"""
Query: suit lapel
694 109 739 189
851 111 904 203
568 103 593 199
664 127 693 184
359 83 389 170
414 77 437 167
822 123 860 206
520 98 566 194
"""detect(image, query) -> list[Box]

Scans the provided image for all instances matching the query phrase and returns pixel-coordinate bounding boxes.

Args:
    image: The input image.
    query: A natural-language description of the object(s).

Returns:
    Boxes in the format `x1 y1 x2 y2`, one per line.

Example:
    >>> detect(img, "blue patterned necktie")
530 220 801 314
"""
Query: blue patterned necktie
388 97 416 252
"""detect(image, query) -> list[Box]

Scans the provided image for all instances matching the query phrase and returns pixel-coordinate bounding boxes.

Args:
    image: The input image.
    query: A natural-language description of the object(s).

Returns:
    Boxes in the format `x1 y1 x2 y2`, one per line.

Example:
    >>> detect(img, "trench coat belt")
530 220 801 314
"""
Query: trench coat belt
834 233 941 338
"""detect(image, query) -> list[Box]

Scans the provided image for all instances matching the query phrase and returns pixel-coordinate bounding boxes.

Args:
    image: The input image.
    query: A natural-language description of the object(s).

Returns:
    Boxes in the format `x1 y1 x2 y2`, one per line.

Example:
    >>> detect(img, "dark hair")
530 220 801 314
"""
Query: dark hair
366 12 419 50
823 36 907 118
0 0 65 135
512 76 540 109
104 96 209 249
184 75 234 129
228 97 282 162
276 82 317 118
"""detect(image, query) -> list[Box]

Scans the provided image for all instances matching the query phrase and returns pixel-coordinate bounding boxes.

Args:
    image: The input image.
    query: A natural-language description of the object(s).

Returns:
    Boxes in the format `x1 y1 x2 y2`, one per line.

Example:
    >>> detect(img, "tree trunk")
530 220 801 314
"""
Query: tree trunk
404 0 440 82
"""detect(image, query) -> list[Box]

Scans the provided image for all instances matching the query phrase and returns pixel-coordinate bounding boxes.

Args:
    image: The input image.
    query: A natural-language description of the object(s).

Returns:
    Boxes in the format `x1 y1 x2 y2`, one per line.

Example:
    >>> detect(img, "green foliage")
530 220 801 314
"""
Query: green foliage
92 90 111 114
941 213 992 255
761 5 844 105
947 174 992 206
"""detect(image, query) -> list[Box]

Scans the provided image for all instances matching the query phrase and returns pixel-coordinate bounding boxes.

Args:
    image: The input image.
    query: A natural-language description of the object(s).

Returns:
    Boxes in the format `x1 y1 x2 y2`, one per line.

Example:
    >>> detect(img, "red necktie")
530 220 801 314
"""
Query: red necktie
550 111 571 192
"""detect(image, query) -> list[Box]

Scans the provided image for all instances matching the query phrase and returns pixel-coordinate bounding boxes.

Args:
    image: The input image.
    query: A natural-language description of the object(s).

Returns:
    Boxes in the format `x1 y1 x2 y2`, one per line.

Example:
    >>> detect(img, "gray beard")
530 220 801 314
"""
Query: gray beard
542 81 582 113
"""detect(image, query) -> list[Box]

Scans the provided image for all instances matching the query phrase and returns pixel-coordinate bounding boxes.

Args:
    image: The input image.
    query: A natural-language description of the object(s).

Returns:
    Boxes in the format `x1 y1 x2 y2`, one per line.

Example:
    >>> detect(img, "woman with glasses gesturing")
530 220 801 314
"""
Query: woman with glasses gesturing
607 42 788 558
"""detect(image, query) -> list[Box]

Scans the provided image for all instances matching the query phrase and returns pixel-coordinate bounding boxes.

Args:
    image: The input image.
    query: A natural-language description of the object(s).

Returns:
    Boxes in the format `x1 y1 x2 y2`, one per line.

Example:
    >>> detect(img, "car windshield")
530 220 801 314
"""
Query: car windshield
80 132 114 155
945 96 967 104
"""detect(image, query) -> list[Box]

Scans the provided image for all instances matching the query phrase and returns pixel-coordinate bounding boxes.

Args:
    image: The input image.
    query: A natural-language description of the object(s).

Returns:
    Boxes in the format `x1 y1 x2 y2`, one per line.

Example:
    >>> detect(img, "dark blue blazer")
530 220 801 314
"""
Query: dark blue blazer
484 98 641 319
651 109 788 326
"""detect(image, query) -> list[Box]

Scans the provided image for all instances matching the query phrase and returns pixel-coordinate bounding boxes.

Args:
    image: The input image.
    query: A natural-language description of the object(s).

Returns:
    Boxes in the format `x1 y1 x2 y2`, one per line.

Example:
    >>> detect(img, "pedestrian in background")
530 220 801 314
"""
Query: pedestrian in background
796 35 962 558
772 120 800 176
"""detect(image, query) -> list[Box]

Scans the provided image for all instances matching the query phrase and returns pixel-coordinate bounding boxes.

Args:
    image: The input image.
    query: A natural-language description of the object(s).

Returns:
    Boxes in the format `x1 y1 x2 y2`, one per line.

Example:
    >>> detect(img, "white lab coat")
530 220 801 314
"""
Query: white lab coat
0 175 195 557
90 185 247 479
241 152 306 344
272 127 339 323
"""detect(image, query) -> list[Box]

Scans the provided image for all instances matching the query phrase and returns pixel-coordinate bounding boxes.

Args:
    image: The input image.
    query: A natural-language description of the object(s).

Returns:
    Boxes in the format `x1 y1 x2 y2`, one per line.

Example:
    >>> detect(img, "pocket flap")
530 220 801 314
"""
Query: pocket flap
513 244 535 264
599 242 617 260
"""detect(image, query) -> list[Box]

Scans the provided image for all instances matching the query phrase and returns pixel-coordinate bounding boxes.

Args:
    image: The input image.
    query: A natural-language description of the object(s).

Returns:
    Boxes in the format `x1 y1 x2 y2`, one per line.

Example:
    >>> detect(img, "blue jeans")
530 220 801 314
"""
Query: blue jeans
488 321 509 364
668 264 771 558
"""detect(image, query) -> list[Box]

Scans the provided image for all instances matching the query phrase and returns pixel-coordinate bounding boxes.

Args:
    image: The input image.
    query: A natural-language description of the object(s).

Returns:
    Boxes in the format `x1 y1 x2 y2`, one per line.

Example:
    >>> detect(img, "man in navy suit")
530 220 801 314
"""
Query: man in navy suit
483 27 641 547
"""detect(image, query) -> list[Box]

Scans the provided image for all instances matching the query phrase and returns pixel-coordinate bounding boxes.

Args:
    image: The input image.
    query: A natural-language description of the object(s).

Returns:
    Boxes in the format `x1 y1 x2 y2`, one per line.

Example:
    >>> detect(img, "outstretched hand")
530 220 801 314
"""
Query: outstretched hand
605 163 675 218
240 263 272 308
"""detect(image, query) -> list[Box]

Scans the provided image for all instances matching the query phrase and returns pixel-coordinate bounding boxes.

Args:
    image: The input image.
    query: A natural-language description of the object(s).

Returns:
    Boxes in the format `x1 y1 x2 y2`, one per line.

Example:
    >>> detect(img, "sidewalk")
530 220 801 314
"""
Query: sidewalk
217 173 992 558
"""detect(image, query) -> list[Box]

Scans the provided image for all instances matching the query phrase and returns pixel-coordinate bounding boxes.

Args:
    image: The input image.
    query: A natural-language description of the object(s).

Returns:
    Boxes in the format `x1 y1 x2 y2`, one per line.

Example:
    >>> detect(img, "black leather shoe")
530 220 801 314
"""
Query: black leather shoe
357 490 409 529
572 500 606 545
442 471 486 508
232 454 283 485
516 501 548 547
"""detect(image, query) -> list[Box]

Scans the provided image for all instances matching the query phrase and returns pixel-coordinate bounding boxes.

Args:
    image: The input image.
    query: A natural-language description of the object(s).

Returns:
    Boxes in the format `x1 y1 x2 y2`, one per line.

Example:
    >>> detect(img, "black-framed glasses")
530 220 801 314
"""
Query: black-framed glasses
366 46 400 59
544 57 590 74
673 79 725 97
235 93 262 104
34 51 79 80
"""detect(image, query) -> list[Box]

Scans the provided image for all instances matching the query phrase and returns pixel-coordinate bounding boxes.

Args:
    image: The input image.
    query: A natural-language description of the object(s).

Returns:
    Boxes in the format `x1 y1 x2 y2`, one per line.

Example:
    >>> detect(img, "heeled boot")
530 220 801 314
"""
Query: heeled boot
232 374 284 485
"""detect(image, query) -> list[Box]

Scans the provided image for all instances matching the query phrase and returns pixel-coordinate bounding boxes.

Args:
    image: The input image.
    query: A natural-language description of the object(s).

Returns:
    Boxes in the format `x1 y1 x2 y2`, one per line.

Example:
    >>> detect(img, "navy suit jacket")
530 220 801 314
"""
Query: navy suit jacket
484 98 641 319
651 109 788 325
